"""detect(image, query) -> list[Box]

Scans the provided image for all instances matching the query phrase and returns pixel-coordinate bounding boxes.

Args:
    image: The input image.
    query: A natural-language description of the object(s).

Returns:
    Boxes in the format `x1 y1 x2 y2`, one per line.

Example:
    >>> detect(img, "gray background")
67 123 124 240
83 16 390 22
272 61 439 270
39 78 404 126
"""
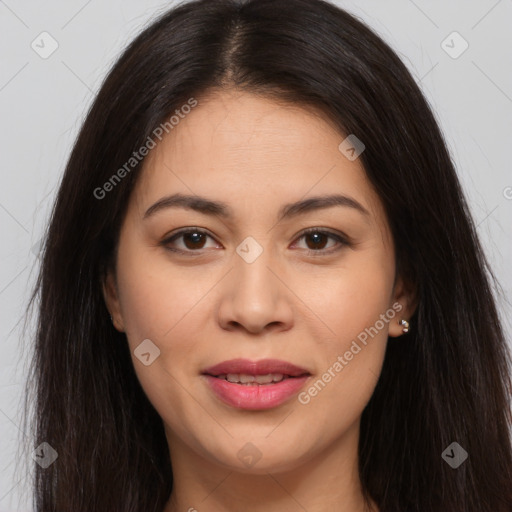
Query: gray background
1 0 511 510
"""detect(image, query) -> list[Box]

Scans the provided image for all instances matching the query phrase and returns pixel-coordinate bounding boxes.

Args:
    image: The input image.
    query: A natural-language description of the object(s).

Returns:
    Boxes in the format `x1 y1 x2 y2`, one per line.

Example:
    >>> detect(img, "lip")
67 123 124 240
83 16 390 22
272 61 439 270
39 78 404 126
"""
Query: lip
202 358 311 410
202 358 310 377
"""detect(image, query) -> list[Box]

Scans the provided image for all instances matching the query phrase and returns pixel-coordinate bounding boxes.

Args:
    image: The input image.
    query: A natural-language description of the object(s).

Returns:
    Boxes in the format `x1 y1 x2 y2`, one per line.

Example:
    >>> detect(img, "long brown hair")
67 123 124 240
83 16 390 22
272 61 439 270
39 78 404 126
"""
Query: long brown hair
24 0 512 510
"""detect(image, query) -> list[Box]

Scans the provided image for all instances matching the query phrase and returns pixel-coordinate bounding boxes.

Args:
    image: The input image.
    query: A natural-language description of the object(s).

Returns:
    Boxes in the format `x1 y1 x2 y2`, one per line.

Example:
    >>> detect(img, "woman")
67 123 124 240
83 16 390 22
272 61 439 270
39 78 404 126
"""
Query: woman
25 0 512 510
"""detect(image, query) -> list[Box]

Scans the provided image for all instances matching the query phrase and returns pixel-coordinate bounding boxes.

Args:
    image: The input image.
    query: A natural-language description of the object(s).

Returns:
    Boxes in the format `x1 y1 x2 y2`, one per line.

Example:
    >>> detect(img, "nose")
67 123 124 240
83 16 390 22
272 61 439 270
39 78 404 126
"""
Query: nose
216 247 294 335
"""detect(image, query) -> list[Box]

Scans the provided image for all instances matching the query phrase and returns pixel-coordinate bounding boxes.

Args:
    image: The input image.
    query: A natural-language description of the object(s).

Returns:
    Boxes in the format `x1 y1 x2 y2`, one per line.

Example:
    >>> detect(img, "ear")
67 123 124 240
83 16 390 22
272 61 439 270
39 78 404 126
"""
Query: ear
388 275 417 338
102 269 125 332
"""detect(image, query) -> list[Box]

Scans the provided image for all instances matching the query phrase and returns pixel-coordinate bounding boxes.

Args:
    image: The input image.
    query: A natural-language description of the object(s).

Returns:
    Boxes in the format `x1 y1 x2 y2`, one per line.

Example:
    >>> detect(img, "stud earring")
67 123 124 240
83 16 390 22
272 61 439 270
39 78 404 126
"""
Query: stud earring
399 319 410 333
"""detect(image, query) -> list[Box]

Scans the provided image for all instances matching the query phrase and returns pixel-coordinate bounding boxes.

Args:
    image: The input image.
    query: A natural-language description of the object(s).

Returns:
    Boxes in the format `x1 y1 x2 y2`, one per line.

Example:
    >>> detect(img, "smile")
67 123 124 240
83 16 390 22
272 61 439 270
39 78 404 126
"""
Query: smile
202 359 311 410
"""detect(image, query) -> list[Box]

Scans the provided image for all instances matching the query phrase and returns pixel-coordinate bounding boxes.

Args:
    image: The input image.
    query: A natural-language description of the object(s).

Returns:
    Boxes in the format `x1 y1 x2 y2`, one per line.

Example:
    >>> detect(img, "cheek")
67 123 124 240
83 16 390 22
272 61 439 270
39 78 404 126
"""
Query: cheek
304 250 395 349
114 241 215 409
294 253 394 418
114 256 201 428
116 240 208 345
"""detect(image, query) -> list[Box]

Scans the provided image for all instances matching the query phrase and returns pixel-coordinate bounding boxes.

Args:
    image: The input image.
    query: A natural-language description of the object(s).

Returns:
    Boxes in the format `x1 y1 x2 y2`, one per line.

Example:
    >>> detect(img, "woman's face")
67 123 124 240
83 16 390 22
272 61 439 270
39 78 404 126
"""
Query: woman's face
104 90 413 474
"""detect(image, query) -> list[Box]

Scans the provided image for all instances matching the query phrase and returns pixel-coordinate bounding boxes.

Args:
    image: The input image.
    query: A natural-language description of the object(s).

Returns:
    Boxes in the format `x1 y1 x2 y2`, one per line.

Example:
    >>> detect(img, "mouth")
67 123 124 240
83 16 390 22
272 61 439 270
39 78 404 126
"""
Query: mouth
212 373 298 385
201 358 311 410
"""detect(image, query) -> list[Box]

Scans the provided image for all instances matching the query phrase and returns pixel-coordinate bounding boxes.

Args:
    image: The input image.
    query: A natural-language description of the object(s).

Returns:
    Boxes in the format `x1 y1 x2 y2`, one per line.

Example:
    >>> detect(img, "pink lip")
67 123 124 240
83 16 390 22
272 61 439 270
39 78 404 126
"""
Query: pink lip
202 358 311 410
202 358 309 377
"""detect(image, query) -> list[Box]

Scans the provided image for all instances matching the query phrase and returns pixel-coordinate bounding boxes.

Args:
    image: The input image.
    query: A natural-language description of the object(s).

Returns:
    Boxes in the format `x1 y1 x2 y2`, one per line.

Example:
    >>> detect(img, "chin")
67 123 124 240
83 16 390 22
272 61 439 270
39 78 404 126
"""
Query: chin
206 441 312 475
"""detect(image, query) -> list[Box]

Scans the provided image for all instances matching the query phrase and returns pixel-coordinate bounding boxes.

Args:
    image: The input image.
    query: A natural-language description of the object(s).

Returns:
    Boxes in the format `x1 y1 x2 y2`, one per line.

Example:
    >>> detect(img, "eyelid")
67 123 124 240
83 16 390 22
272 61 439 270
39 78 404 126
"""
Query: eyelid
161 226 350 255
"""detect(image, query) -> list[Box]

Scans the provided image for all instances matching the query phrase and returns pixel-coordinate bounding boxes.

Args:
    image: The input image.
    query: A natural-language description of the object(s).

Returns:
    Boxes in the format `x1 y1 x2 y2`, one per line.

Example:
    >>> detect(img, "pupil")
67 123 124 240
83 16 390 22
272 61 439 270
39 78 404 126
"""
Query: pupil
308 232 326 249
185 232 204 248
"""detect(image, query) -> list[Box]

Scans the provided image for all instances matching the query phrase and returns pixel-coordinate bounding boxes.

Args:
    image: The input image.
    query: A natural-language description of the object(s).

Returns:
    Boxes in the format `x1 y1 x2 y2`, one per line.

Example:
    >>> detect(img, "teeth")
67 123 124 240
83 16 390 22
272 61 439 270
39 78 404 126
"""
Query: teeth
254 374 273 384
218 373 287 384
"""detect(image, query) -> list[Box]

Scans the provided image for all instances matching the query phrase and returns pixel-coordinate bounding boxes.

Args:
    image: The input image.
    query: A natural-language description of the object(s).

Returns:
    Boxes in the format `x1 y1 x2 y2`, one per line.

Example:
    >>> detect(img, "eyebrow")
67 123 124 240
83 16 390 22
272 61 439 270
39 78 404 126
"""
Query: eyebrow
143 192 370 222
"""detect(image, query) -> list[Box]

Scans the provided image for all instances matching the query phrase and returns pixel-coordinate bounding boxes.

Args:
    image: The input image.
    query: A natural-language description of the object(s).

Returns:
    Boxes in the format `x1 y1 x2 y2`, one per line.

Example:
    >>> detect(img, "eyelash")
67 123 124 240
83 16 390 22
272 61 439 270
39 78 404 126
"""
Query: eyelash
160 227 350 257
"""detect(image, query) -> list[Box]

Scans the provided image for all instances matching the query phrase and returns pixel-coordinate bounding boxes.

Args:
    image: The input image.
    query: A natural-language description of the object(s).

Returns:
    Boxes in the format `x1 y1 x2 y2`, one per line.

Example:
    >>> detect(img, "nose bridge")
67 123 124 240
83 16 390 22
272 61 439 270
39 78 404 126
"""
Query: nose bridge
233 234 279 305
216 234 293 333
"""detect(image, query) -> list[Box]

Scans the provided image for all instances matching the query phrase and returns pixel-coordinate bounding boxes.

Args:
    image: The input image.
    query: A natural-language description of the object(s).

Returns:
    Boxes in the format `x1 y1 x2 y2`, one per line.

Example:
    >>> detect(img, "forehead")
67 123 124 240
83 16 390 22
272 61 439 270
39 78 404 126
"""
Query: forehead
131 90 386 228
146 91 344 172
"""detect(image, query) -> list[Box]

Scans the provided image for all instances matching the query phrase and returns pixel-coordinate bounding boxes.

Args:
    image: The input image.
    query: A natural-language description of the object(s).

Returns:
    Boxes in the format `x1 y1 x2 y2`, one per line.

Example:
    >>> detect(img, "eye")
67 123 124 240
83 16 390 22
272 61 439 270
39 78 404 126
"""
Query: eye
161 227 349 255
161 227 218 254
292 228 349 255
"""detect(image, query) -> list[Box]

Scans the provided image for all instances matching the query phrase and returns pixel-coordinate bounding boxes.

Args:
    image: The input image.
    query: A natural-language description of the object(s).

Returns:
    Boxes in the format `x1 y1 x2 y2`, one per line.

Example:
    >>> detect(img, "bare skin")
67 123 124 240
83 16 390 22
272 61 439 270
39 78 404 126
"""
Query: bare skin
103 89 415 512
